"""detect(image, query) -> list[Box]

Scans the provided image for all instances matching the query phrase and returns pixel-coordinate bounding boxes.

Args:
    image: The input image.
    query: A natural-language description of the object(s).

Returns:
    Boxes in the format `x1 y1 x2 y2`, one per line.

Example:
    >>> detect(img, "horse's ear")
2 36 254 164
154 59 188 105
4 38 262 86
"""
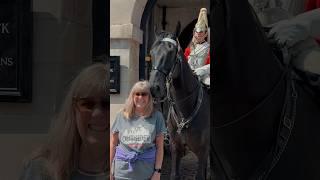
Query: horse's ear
175 21 181 38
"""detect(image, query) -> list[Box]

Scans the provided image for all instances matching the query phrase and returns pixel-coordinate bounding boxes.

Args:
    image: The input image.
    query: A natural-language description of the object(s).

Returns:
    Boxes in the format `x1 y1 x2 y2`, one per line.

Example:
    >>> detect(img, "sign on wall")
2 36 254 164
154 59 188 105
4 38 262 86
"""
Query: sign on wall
0 0 32 102
110 56 120 94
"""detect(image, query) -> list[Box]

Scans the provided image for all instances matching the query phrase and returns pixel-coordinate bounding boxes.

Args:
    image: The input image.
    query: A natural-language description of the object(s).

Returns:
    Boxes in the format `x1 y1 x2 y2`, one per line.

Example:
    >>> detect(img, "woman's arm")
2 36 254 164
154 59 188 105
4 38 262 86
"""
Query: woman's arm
110 132 119 178
151 134 164 180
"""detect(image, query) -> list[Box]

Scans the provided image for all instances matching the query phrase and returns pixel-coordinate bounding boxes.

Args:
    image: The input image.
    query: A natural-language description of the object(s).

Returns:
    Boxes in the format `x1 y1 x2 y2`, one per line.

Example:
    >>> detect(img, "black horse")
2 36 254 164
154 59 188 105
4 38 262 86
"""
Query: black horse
212 0 320 179
149 27 210 179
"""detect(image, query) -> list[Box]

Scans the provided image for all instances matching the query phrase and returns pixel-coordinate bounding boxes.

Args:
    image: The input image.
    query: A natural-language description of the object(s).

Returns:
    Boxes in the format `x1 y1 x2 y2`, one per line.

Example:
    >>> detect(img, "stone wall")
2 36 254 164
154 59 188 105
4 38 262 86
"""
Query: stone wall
110 0 147 124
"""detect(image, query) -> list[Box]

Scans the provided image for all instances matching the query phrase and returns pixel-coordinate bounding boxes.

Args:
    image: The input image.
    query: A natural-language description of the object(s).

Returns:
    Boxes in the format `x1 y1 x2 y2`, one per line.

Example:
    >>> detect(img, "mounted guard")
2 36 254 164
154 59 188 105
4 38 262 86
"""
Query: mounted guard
184 8 211 87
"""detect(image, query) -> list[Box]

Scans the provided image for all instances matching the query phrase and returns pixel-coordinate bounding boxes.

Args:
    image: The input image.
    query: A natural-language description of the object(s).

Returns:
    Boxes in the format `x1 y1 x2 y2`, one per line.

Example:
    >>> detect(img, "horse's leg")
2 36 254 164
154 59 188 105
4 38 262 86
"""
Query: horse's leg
194 148 208 180
170 136 184 180
189 128 210 180
170 138 177 180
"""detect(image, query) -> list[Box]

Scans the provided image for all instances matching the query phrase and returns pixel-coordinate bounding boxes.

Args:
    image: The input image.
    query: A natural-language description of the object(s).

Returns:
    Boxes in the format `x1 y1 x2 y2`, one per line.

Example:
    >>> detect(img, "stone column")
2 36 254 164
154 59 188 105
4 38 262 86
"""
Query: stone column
110 0 147 123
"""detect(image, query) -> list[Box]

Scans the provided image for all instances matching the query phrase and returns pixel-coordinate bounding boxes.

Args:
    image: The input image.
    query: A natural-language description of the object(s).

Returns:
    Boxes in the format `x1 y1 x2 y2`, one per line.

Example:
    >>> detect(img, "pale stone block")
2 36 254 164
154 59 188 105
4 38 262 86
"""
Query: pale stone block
110 0 136 25
131 0 148 27
110 39 131 49
110 24 143 44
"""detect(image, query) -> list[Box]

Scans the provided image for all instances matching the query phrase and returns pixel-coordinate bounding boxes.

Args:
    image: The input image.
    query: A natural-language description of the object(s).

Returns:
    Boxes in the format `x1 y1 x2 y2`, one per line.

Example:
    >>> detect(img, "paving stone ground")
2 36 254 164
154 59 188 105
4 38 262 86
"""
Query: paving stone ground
108 150 211 180
161 150 204 180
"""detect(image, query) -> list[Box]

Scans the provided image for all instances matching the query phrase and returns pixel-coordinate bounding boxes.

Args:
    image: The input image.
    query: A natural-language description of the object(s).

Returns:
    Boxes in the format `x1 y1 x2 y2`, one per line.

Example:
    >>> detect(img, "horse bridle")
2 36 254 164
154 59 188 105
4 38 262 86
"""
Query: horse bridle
151 37 180 104
151 37 204 134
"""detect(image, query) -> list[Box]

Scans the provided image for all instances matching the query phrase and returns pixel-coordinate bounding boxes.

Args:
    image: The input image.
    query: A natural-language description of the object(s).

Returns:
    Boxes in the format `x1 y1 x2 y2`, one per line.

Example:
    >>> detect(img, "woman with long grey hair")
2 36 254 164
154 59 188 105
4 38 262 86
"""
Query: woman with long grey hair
20 63 108 180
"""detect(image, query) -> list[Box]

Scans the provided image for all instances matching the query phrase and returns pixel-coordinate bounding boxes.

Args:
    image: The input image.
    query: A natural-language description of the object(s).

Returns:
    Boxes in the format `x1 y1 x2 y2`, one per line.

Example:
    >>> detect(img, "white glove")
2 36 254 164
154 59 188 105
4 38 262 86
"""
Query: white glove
268 19 309 47
194 68 207 77
194 64 210 78
268 8 320 47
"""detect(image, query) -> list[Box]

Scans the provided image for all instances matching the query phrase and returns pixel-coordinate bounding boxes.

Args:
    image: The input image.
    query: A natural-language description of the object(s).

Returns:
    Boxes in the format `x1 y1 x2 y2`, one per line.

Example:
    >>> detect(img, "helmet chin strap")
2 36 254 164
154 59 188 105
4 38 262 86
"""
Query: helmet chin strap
193 37 206 44
192 32 207 44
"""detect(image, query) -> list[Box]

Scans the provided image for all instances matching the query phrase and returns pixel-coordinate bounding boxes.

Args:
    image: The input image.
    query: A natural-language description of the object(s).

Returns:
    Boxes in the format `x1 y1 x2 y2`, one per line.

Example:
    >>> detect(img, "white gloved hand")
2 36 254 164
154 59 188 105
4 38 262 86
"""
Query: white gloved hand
194 68 207 77
268 19 309 47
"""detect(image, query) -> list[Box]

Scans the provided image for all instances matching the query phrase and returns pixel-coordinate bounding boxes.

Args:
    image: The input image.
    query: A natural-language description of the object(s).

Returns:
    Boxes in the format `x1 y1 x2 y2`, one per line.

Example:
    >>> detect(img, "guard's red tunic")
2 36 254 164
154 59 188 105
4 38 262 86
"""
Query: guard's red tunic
184 47 210 65
304 0 320 44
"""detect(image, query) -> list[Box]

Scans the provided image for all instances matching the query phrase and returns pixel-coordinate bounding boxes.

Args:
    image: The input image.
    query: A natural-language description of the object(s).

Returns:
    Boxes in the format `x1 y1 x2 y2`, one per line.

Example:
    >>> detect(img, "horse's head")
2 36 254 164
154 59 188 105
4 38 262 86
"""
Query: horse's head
149 32 179 100
149 23 181 101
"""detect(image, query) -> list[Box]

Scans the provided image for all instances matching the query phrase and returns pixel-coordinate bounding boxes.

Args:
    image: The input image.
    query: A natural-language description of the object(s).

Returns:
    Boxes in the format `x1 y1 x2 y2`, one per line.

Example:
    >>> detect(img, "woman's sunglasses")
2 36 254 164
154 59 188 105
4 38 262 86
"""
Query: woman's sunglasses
73 97 108 112
134 92 149 97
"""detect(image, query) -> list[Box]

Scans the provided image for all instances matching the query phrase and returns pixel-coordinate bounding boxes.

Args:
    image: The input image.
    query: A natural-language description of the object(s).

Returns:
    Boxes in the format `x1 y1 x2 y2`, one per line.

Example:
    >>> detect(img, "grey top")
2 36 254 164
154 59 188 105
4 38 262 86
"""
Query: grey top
19 157 52 180
19 157 108 180
111 110 166 180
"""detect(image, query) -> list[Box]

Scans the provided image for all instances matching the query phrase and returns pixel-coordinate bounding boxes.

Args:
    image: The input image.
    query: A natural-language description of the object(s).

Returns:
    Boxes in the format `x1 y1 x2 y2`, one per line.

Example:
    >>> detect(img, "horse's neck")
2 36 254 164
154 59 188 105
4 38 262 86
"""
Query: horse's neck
172 51 198 96
213 1 286 128
215 0 285 103
213 0 287 177
214 37 286 179
170 60 200 117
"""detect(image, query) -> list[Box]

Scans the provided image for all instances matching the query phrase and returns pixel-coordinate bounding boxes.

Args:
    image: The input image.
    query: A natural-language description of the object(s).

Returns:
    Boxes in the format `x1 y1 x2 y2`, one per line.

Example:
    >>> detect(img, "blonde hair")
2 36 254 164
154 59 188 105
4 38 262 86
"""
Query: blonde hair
28 63 107 180
122 81 154 119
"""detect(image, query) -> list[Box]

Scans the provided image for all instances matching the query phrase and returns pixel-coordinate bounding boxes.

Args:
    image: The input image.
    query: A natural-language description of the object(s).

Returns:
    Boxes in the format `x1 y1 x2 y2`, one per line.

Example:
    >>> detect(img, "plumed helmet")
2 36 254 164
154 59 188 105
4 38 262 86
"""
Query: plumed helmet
195 8 208 32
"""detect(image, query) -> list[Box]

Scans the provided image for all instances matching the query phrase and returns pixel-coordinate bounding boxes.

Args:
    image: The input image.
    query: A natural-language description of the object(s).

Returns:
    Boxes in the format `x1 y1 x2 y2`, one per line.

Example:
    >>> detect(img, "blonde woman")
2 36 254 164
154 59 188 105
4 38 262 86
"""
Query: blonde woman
110 81 166 180
20 63 108 180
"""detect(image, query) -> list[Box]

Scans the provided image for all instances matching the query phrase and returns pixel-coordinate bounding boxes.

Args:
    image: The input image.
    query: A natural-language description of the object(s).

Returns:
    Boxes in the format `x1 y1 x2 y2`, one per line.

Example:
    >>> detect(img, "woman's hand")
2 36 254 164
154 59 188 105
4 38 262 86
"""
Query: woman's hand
150 172 161 180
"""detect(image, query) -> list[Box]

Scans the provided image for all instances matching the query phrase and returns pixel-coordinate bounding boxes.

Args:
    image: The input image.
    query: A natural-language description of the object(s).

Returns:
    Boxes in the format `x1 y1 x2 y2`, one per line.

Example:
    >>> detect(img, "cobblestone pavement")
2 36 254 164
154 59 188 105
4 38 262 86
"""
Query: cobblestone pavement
161 150 200 180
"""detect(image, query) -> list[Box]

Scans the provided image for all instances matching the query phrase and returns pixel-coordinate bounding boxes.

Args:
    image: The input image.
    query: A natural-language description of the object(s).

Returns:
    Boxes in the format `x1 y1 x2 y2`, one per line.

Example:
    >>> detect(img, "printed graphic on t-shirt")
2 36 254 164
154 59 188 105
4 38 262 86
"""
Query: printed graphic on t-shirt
121 124 152 149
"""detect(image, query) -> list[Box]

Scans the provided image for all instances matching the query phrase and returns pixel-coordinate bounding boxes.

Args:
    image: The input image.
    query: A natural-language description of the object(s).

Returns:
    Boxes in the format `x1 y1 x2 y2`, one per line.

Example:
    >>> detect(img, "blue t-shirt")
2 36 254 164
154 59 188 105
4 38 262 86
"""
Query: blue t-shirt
111 110 166 180
19 157 108 180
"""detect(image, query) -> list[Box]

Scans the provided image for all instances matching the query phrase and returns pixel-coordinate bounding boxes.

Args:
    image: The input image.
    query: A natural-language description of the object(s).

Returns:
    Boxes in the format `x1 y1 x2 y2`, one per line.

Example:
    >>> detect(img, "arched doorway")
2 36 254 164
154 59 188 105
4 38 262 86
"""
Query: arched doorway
139 0 210 80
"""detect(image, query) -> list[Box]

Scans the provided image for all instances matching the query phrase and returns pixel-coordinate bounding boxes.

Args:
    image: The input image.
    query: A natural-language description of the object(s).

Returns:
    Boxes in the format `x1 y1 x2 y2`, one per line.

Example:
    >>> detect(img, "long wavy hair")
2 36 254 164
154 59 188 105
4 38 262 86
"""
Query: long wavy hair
122 81 154 119
27 63 107 180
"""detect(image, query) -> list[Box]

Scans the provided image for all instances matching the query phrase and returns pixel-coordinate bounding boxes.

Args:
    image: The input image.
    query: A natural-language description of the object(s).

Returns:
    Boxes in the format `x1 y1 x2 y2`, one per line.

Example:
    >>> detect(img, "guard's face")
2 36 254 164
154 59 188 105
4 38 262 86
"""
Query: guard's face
194 30 207 43
74 95 108 144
